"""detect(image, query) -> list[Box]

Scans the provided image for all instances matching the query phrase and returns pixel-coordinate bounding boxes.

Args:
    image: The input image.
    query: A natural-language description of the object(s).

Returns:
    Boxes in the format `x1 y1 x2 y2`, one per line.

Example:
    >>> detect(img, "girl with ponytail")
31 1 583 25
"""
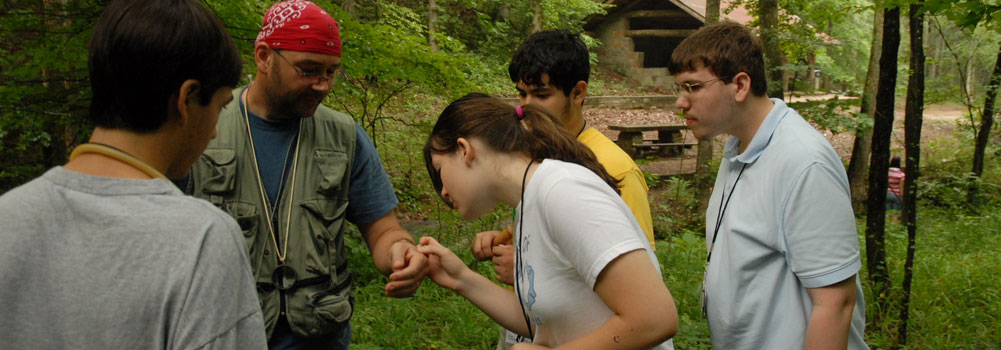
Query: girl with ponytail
417 93 679 349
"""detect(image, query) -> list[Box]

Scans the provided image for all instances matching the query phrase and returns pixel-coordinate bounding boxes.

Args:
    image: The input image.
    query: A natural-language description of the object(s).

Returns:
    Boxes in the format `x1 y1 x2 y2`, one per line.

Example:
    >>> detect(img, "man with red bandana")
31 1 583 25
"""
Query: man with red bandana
180 1 427 348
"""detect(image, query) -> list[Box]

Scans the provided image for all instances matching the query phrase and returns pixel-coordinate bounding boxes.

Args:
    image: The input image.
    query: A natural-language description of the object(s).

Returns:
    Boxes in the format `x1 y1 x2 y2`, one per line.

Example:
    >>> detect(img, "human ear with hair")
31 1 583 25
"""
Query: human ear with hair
253 42 274 76
732 72 753 103
172 79 202 125
456 137 477 167
569 80 587 109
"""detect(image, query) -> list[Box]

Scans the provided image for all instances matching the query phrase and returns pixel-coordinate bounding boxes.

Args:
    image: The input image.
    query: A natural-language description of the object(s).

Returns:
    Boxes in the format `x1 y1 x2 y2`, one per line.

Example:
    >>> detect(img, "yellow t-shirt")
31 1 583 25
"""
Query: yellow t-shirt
577 127 656 249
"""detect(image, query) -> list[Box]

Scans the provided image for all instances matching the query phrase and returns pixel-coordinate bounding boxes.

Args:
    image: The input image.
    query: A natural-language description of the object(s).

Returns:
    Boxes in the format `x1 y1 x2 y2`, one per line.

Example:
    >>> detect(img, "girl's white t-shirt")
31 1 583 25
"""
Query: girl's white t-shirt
514 159 673 349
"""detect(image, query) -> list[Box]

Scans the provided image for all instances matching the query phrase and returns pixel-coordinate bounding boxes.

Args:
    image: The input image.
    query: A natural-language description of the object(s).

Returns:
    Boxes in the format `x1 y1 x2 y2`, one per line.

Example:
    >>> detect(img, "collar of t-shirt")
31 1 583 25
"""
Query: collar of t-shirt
723 98 790 165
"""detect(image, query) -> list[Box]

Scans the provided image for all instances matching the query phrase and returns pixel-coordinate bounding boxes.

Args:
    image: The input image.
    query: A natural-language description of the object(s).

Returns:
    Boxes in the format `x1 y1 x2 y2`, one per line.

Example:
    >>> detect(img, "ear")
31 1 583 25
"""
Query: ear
732 72 752 103
570 80 588 107
174 79 202 125
254 43 273 75
456 137 476 166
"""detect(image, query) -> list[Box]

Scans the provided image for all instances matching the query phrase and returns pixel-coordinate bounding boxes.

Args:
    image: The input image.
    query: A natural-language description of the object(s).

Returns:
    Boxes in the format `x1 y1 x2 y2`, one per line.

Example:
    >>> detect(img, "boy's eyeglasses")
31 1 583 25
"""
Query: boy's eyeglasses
672 76 732 96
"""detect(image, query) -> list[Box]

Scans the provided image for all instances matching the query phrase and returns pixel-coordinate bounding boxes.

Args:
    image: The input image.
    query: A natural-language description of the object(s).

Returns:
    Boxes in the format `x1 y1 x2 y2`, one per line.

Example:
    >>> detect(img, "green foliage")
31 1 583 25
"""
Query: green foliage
925 0 1001 31
345 175 518 349
651 177 705 241
657 231 712 349
731 0 875 94
640 169 662 188
790 97 870 134
0 0 103 192
204 0 270 49
326 2 476 141
923 17 1001 107
539 0 610 32
915 127 1001 210
859 206 1001 349
343 225 498 349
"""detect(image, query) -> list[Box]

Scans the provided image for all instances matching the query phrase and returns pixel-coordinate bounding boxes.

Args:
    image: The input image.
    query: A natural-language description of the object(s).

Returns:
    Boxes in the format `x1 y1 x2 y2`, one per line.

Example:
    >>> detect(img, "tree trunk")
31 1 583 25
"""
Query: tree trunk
967 53 977 99
896 4 924 348
759 0 784 100
927 18 939 80
428 0 438 52
532 0 543 33
848 9 883 216
865 5 899 323
695 0 721 213
968 43 1001 203
705 0 720 24
342 0 356 15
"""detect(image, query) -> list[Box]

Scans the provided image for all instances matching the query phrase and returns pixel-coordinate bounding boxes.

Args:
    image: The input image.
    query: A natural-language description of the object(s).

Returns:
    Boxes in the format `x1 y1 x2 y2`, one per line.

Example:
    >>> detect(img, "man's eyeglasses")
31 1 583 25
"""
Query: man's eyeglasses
672 76 732 96
273 49 341 84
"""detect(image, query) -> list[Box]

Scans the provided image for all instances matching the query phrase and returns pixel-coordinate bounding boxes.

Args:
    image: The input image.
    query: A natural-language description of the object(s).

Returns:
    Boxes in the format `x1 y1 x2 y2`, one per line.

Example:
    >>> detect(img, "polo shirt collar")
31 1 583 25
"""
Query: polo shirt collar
724 98 789 164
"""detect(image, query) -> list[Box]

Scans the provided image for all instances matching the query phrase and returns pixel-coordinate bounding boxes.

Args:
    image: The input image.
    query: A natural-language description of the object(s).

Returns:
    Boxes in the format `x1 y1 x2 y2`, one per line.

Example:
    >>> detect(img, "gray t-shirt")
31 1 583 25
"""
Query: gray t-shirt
0 167 267 350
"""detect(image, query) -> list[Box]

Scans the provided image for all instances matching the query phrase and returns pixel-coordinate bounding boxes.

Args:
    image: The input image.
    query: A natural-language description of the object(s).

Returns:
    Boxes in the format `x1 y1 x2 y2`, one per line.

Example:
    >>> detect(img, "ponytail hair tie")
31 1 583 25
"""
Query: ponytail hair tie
516 105 525 119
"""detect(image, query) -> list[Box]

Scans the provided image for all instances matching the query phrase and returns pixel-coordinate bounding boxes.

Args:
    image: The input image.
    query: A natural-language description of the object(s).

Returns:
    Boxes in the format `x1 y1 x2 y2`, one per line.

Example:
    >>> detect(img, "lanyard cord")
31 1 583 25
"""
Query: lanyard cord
268 138 296 220
706 162 747 263
242 87 302 264
69 143 168 180
515 159 535 342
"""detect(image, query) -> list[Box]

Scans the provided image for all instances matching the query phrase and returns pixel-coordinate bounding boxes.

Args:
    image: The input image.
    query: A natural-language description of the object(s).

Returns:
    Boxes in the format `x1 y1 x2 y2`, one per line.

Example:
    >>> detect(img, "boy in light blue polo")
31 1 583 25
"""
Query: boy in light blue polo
668 21 868 349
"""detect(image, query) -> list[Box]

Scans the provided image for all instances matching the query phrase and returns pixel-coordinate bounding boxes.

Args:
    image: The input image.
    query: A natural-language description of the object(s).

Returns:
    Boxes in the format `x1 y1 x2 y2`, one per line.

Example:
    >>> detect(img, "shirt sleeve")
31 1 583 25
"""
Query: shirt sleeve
540 176 650 289
615 168 656 249
346 124 399 226
782 162 861 289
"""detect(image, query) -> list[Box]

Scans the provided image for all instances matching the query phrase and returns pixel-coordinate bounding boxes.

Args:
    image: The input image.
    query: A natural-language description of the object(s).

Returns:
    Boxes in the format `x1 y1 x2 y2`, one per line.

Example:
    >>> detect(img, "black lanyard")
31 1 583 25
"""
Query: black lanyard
515 160 535 342
706 162 747 263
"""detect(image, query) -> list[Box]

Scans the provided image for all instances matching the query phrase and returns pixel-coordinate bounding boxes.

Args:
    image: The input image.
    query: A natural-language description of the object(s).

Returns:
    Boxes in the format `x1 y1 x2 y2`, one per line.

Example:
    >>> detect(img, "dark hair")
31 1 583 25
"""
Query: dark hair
890 156 901 168
668 21 767 97
88 0 242 132
508 29 589 96
424 93 619 206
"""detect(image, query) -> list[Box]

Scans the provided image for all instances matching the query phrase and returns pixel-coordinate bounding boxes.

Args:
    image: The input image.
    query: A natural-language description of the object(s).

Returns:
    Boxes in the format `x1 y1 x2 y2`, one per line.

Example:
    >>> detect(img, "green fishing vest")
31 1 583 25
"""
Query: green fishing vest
188 88 356 338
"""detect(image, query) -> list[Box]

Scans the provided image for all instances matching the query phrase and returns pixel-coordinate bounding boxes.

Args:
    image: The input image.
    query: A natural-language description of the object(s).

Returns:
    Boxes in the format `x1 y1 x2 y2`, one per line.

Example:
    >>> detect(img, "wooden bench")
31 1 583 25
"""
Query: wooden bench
608 124 697 158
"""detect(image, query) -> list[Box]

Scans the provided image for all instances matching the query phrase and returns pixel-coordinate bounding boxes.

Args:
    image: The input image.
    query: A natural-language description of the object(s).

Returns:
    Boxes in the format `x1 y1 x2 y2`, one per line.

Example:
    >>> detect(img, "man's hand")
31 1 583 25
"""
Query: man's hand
385 239 427 298
512 343 549 350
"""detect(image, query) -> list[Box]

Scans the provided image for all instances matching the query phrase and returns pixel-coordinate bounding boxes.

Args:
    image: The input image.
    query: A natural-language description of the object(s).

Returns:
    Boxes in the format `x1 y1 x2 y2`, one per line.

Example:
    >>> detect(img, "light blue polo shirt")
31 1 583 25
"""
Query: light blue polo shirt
704 99 868 349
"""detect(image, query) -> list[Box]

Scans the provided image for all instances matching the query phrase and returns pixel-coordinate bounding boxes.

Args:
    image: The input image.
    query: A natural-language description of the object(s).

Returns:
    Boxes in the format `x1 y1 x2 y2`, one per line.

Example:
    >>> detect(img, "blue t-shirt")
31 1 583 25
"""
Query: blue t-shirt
244 103 398 227
171 92 400 228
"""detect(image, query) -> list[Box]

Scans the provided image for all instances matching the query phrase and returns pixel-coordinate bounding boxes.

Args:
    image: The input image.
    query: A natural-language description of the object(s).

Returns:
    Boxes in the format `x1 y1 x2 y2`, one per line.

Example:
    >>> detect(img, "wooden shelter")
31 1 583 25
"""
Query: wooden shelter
584 0 751 87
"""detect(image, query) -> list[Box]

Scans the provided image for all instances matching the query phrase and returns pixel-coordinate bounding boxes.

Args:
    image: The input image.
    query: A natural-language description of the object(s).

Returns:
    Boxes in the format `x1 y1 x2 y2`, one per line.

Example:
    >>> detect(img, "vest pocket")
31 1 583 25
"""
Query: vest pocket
221 201 259 238
219 201 261 269
302 285 354 335
199 148 237 195
312 149 348 196
301 198 348 274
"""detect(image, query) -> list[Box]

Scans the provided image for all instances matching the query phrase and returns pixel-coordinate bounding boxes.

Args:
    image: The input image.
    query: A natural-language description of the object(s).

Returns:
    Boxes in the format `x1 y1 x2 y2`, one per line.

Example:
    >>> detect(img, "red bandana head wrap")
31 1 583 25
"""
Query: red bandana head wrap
256 0 341 57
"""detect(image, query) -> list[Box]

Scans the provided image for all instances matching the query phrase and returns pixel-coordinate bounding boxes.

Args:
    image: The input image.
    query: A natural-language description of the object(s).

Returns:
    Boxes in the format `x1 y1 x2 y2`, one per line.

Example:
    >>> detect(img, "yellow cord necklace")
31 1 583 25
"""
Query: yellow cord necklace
68 143 168 180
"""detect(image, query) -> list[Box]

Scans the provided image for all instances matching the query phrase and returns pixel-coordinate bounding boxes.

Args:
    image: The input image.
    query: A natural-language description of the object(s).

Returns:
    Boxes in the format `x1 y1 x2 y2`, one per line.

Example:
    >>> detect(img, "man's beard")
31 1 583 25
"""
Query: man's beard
264 70 327 119
269 89 325 120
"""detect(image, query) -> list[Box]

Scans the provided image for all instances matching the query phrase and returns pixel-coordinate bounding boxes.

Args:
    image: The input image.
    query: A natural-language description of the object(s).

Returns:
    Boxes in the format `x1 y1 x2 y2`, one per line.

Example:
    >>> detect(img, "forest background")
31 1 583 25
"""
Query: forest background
2 0 1000 348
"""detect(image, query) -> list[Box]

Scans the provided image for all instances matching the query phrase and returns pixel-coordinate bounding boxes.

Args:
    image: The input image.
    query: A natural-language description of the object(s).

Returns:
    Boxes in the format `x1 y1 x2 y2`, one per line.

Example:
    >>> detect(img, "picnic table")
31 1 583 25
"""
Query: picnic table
608 124 697 158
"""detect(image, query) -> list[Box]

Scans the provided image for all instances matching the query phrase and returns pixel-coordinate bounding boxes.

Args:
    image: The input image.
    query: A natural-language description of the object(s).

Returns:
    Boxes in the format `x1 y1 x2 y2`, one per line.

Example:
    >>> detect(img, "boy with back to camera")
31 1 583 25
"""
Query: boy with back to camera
0 0 267 348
